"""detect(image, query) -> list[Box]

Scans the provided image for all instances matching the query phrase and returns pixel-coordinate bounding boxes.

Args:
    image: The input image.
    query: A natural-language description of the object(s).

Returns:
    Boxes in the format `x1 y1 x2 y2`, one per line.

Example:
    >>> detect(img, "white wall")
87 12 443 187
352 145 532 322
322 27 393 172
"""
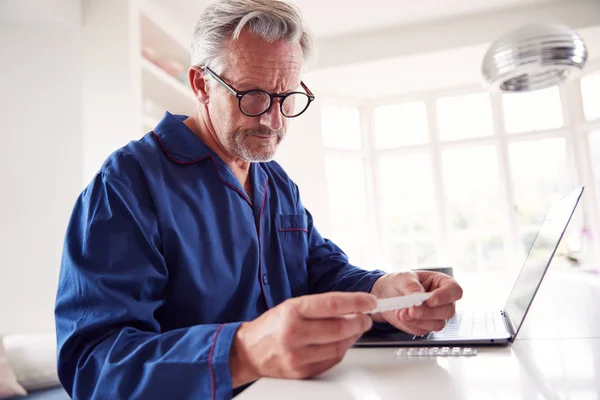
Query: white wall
81 0 142 185
0 21 83 334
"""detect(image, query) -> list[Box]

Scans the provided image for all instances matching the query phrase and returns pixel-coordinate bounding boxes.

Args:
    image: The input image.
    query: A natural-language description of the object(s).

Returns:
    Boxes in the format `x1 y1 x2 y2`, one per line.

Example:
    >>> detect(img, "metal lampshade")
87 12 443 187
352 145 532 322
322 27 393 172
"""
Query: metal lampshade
482 24 588 92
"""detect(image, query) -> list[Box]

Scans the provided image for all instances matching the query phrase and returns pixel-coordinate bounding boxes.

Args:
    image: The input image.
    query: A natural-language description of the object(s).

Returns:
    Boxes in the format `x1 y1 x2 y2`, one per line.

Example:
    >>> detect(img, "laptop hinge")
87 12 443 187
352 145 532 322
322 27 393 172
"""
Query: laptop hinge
501 310 517 339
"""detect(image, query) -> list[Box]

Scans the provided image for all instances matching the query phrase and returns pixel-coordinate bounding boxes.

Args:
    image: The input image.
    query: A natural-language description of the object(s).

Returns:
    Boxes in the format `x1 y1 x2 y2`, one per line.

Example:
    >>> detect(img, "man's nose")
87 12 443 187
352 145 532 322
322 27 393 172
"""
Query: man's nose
259 101 284 131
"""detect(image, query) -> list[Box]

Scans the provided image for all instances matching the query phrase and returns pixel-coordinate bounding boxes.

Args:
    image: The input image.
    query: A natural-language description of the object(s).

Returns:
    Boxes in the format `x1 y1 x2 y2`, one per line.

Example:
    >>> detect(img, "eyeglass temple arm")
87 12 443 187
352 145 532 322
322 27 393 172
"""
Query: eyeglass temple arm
201 66 239 96
300 81 315 99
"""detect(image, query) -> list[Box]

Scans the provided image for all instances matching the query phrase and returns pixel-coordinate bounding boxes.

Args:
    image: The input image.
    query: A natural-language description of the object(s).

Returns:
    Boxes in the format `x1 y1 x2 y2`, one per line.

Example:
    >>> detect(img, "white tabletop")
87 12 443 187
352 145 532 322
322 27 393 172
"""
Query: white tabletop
238 269 600 400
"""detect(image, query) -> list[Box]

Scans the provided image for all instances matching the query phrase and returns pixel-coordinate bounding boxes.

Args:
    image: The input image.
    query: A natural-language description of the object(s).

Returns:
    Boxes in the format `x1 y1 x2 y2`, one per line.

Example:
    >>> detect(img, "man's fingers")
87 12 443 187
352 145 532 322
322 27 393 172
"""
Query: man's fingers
408 303 455 321
301 333 360 365
293 292 377 319
425 279 463 307
382 309 446 336
384 311 431 336
396 322 433 337
292 315 372 345
397 309 447 332
399 272 426 295
283 334 358 379
401 317 446 333
289 356 346 380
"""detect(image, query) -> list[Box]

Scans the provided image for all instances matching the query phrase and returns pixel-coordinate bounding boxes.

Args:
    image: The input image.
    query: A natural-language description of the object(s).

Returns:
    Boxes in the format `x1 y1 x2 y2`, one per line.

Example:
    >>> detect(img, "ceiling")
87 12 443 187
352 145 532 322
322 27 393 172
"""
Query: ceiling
151 0 567 39
305 25 600 99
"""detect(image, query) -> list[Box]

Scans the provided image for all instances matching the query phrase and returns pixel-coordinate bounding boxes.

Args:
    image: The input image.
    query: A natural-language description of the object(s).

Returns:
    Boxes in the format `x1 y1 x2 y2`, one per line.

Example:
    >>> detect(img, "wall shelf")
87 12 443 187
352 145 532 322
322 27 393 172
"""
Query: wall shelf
141 57 194 115
139 0 194 129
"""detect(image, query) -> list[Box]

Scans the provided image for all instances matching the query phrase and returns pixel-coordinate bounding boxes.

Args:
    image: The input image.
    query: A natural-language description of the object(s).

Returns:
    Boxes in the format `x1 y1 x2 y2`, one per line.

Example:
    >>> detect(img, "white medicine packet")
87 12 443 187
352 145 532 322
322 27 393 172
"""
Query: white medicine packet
366 292 433 314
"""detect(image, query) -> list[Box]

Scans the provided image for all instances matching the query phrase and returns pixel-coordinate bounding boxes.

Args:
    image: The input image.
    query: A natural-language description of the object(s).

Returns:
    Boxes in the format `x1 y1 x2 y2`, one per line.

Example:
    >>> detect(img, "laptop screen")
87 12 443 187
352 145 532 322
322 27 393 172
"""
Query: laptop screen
503 187 583 336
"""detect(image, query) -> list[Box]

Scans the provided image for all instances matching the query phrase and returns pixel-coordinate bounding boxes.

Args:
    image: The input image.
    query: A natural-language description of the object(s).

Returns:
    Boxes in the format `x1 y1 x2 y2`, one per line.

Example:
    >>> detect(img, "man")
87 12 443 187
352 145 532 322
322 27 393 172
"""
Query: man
55 0 463 399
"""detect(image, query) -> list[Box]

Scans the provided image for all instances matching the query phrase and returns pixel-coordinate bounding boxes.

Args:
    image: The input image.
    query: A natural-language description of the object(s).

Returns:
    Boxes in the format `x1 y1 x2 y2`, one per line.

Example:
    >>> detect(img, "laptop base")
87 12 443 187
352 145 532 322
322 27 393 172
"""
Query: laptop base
355 310 512 347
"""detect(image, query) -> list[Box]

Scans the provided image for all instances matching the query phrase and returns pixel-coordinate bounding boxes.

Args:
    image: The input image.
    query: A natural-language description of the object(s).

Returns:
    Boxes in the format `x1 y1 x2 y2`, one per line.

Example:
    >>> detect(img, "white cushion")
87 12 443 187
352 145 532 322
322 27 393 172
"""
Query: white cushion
3 333 60 392
0 336 27 399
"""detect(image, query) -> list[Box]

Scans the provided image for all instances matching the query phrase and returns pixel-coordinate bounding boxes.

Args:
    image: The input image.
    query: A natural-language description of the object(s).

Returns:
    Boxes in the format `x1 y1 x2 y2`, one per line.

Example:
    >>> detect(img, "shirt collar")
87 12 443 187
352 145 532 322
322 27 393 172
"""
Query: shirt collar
152 111 217 163
151 111 269 208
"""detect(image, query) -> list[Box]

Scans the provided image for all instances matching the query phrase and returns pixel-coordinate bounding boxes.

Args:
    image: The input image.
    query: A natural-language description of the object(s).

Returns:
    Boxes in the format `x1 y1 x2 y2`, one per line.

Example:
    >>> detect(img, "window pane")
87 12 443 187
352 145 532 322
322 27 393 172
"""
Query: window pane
324 155 369 266
379 154 438 270
437 93 493 141
502 87 563 133
589 131 600 196
581 72 600 121
508 138 572 255
321 105 362 149
374 102 428 148
442 146 507 271
587 132 600 257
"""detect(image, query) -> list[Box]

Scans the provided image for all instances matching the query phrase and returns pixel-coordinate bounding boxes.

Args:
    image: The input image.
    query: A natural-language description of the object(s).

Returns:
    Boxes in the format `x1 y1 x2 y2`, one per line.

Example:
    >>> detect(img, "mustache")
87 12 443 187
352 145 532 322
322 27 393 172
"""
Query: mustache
240 126 285 138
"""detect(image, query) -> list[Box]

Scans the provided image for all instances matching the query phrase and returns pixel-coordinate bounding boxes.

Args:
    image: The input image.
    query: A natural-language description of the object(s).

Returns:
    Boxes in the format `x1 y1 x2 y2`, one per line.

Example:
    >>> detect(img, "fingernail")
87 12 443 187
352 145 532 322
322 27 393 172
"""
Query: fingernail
369 297 378 309
401 311 412 322
364 317 373 331
412 309 423 318
399 309 409 320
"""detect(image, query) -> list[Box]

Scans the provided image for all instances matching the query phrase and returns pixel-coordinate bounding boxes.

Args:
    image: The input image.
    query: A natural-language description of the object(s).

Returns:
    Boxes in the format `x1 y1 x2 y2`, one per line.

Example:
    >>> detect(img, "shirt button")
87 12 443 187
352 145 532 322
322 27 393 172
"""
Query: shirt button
262 274 268 285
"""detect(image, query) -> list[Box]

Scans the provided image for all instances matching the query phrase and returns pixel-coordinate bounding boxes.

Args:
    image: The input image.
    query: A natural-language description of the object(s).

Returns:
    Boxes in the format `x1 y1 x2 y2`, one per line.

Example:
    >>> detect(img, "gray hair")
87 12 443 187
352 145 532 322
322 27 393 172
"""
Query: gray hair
191 0 314 73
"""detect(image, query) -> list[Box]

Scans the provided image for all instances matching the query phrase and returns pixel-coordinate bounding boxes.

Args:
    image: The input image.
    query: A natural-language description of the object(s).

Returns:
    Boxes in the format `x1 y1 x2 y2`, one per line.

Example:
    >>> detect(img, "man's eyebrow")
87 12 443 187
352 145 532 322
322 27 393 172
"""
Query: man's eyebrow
236 81 302 94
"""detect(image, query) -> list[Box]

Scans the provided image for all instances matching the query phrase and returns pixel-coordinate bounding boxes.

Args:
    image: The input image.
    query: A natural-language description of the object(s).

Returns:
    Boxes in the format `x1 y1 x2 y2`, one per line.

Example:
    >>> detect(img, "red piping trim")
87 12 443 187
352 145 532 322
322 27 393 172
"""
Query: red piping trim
209 324 224 400
257 178 270 309
278 228 308 233
152 131 252 206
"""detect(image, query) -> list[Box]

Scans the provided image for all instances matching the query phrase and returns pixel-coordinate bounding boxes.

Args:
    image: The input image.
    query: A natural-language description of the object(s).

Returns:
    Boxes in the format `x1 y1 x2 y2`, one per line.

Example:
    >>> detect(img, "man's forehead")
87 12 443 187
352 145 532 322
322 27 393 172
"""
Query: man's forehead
224 30 304 71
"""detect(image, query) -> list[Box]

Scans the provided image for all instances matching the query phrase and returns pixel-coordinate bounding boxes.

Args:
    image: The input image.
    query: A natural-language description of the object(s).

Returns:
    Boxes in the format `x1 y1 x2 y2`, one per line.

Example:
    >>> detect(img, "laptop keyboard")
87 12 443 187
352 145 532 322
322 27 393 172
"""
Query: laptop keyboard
437 310 500 338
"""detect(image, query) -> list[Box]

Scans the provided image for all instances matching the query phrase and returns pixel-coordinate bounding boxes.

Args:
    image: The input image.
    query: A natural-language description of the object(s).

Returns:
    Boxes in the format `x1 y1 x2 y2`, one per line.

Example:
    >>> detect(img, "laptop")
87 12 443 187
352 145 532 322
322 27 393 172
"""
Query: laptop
356 187 584 347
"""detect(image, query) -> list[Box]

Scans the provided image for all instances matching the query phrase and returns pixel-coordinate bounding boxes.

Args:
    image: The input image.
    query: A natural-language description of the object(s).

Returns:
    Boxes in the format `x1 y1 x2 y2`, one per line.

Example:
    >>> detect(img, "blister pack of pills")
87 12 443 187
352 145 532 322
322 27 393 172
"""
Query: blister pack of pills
395 347 478 357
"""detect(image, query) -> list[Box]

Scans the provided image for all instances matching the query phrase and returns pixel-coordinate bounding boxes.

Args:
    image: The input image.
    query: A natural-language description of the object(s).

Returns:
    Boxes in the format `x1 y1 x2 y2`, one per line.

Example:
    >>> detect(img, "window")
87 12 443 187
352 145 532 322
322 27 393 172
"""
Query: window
374 102 428 148
324 155 370 266
508 138 572 252
589 131 600 192
321 103 370 266
321 104 362 149
321 69 599 274
442 146 506 271
379 153 438 268
437 93 493 141
502 86 563 133
581 72 600 121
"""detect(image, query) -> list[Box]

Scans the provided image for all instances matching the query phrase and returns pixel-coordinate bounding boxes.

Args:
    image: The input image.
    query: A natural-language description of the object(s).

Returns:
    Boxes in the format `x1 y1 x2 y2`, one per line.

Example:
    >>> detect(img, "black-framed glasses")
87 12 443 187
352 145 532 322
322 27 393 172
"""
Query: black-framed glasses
199 65 315 118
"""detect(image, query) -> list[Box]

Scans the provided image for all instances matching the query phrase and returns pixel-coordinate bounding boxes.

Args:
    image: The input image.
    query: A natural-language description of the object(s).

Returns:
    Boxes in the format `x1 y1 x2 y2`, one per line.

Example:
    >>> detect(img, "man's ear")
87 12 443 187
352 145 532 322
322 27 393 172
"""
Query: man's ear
189 67 210 104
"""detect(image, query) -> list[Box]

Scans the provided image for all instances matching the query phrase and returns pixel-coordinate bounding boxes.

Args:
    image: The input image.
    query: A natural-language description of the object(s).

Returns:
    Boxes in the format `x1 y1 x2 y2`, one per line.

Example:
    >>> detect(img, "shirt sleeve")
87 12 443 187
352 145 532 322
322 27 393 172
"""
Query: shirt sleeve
55 172 239 400
290 184 387 294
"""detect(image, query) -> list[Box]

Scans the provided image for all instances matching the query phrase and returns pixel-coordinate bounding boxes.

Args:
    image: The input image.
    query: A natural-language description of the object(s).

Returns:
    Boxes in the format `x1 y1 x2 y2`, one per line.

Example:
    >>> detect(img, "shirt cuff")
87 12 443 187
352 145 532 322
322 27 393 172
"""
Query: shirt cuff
209 322 243 400
364 270 387 293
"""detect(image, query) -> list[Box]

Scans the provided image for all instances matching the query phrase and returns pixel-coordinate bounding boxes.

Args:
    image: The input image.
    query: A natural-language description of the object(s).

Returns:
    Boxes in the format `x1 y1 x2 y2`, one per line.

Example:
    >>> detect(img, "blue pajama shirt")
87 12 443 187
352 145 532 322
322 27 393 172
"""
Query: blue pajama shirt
55 112 386 399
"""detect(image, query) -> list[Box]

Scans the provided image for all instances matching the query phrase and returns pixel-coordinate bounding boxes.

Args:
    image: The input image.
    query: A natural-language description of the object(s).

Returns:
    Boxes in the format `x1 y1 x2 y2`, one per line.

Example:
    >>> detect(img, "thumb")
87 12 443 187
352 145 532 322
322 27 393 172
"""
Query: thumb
400 272 425 295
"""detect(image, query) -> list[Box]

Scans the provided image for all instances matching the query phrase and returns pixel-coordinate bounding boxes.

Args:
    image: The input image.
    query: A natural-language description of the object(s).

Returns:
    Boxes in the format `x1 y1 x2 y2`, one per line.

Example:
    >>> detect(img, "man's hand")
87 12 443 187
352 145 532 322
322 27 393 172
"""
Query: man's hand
370 271 463 336
229 292 377 387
